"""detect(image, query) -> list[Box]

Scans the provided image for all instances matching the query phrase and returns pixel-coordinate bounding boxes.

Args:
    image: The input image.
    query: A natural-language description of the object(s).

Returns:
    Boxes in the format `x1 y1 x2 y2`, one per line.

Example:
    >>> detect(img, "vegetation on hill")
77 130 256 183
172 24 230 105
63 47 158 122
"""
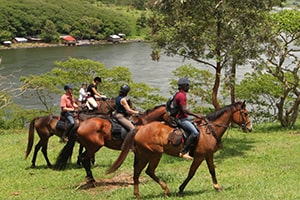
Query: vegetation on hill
0 0 148 43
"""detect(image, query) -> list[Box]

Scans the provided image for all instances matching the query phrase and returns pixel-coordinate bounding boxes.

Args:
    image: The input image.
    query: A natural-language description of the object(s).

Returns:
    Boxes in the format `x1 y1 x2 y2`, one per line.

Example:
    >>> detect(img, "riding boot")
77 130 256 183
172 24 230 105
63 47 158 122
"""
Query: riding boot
179 134 197 160
61 125 73 143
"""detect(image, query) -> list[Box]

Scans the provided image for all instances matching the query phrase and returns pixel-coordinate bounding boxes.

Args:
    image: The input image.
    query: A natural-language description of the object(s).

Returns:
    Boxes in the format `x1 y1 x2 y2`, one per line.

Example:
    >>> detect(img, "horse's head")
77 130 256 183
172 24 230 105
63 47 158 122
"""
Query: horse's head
232 101 253 132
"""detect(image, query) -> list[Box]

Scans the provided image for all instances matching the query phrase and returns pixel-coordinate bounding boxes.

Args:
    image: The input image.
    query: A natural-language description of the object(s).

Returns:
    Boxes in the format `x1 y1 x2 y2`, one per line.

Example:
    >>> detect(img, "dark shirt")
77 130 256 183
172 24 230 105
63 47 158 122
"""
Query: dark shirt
87 83 97 98
116 95 128 116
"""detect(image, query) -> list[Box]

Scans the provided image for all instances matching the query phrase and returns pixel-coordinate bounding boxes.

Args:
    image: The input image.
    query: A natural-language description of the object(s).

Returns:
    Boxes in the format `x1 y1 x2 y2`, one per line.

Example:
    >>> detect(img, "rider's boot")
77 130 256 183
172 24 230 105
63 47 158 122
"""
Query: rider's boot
61 124 73 143
179 134 197 160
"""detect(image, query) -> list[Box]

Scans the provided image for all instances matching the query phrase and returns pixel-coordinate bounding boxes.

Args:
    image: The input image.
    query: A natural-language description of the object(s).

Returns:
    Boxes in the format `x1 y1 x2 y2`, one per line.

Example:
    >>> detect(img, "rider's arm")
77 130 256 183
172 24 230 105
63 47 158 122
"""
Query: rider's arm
181 105 203 119
91 87 103 98
121 98 139 115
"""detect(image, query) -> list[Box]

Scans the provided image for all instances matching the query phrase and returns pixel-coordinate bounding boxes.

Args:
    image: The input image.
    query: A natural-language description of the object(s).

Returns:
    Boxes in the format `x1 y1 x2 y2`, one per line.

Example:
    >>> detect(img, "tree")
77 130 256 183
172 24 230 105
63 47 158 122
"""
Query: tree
148 0 285 109
253 9 300 127
40 20 59 43
20 58 166 112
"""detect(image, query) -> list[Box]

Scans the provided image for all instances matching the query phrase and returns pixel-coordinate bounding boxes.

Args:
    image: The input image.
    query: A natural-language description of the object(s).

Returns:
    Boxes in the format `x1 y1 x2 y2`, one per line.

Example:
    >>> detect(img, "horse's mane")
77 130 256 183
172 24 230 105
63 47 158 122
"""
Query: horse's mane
144 104 165 114
206 101 242 121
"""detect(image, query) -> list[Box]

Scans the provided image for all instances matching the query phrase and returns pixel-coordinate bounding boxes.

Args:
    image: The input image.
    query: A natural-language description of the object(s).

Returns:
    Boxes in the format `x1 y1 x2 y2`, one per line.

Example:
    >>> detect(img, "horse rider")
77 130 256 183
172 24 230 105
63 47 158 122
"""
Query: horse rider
86 77 107 111
60 84 78 142
78 82 88 107
174 77 204 160
115 84 140 136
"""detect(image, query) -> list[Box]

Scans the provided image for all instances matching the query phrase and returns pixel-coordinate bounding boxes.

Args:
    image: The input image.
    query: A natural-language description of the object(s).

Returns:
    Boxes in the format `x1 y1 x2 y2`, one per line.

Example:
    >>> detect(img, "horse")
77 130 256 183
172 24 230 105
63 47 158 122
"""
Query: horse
106 101 253 199
25 98 117 168
53 104 171 183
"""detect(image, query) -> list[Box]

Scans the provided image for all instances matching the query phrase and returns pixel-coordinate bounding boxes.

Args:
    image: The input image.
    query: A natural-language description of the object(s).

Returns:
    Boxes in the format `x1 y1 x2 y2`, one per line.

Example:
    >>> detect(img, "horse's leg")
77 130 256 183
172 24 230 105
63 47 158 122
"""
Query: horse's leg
145 154 170 197
81 151 96 185
133 154 148 200
77 144 84 166
206 155 222 191
77 144 96 167
41 139 52 168
31 140 42 168
178 157 204 195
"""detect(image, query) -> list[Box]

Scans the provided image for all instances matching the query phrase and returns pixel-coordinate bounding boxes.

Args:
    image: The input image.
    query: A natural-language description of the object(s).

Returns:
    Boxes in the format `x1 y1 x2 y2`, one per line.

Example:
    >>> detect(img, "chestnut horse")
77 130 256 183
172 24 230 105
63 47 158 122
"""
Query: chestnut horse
54 105 171 182
25 98 117 168
107 101 253 199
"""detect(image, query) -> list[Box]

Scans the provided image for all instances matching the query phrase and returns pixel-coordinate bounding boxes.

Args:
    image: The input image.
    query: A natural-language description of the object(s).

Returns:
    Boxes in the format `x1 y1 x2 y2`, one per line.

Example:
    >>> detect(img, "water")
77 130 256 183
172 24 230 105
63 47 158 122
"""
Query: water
0 42 249 109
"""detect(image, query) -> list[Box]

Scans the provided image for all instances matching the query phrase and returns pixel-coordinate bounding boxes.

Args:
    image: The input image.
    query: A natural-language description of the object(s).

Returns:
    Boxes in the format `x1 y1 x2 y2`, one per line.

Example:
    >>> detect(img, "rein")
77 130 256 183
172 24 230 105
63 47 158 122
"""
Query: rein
102 99 116 112
201 106 247 148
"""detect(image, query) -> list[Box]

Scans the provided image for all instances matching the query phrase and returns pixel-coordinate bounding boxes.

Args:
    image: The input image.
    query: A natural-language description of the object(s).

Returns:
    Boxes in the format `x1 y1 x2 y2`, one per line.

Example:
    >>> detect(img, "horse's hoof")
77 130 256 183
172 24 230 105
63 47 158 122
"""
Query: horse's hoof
85 177 96 186
177 191 184 197
30 165 36 169
213 184 223 191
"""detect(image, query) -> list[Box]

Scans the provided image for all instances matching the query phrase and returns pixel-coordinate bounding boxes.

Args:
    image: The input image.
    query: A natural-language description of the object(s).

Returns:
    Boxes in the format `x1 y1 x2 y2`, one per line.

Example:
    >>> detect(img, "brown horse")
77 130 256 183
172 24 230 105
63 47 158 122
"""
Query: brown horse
25 98 117 168
107 101 253 199
54 105 171 182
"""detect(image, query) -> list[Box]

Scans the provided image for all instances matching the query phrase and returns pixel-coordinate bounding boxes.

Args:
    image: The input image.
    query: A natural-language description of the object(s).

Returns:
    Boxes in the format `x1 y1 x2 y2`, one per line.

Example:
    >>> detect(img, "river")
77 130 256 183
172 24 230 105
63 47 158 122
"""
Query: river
0 42 248 109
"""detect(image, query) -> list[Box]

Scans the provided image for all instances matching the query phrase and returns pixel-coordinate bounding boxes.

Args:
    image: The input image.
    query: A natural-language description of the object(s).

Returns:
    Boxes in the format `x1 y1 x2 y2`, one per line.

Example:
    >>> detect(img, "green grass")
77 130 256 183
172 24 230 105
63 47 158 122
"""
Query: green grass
0 126 299 200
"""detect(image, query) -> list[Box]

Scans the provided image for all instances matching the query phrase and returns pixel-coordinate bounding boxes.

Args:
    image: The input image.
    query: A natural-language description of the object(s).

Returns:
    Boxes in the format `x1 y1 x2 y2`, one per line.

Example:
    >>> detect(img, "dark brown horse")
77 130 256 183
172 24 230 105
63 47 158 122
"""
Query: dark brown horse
54 105 171 182
25 98 117 168
107 101 253 199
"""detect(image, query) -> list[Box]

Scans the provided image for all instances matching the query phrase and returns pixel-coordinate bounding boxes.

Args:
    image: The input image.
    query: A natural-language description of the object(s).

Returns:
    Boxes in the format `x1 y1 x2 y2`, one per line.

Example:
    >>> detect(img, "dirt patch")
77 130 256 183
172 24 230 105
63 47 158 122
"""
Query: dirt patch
74 172 143 193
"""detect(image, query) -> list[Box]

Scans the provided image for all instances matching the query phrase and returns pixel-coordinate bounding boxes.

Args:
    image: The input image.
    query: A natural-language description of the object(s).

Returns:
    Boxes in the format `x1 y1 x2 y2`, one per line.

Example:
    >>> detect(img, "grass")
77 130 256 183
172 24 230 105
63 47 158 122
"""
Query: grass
0 125 299 200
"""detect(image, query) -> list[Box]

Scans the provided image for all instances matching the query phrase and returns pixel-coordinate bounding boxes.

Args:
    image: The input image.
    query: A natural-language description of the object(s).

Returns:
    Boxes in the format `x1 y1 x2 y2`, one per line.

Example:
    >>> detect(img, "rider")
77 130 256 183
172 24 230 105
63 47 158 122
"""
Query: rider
86 77 106 111
174 77 203 160
78 82 87 107
115 84 140 134
60 84 78 142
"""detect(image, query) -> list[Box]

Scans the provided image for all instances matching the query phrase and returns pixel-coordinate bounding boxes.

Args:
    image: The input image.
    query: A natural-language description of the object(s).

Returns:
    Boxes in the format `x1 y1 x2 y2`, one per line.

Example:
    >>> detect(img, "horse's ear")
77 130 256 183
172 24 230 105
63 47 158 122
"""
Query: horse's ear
242 100 246 108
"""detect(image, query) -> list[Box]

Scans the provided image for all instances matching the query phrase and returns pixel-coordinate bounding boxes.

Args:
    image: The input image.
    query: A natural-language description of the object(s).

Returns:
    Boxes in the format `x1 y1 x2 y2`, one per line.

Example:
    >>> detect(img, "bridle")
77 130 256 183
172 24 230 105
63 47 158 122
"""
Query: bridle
237 107 250 131
198 104 250 147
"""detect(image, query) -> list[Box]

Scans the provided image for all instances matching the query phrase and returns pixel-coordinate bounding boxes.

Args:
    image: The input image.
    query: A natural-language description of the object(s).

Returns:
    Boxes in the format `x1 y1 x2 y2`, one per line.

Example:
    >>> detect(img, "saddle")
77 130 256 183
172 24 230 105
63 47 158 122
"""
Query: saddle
55 116 68 131
167 128 186 146
109 118 128 141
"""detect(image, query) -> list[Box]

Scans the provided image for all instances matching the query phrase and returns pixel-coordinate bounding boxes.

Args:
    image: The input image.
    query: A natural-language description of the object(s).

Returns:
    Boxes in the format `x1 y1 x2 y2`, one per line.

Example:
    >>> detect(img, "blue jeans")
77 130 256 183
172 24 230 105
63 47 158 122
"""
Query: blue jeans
177 118 199 137
62 111 75 126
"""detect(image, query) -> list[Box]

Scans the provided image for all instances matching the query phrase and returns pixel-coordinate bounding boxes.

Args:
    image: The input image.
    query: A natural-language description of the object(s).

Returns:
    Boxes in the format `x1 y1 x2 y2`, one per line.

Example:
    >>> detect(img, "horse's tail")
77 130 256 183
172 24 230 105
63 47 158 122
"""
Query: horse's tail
106 128 137 174
53 125 77 170
25 117 39 159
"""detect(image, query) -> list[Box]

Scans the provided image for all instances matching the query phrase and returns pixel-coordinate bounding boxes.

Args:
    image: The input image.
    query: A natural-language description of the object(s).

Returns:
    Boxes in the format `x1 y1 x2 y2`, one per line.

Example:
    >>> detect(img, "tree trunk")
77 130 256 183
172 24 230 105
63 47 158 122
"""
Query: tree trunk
212 62 221 109
230 63 236 104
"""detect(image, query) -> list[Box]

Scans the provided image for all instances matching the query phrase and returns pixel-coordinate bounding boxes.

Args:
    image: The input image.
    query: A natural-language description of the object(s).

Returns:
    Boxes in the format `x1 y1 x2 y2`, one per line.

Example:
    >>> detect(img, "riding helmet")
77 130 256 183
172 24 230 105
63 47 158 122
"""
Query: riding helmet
64 84 74 91
120 84 130 93
178 77 190 85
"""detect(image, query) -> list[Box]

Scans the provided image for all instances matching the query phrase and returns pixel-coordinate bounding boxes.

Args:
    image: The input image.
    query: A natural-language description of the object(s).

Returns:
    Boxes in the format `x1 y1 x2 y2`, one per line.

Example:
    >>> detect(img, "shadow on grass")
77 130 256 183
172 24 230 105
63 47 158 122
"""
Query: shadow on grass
215 136 255 163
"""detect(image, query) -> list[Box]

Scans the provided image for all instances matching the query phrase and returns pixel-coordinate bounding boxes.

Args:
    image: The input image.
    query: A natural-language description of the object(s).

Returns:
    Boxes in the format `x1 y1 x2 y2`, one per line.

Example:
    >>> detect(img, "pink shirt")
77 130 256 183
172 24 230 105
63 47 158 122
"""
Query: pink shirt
60 94 75 111
174 90 188 119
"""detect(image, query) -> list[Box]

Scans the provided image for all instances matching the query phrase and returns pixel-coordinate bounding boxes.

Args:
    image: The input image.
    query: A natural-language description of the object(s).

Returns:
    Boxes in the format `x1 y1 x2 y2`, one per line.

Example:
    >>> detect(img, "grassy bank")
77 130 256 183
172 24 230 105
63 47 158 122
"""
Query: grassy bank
0 125 299 200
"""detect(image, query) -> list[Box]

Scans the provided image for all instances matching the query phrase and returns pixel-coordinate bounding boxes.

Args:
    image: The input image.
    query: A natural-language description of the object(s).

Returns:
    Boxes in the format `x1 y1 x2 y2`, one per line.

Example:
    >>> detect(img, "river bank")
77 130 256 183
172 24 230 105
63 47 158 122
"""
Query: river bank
0 39 145 50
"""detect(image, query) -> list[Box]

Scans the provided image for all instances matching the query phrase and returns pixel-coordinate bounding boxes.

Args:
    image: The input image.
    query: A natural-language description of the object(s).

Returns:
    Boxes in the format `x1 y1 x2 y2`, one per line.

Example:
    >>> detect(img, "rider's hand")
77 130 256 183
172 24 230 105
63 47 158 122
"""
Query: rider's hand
101 96 107 101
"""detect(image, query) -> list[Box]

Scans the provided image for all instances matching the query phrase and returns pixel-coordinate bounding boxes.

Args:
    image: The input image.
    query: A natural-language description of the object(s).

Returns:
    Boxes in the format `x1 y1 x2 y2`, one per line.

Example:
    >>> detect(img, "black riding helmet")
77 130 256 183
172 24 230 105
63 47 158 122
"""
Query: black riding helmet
64 84 74 91
120 84 130 94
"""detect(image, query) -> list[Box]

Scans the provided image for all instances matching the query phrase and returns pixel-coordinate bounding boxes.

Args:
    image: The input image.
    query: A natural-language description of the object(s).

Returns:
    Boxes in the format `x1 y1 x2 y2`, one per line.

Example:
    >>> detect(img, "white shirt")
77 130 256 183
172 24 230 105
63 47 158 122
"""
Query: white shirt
78 87 87 102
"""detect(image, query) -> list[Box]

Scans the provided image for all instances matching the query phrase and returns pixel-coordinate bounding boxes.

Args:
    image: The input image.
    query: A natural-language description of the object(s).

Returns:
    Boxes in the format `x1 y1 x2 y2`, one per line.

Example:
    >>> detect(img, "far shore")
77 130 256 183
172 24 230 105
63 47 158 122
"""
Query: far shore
0 39 145 50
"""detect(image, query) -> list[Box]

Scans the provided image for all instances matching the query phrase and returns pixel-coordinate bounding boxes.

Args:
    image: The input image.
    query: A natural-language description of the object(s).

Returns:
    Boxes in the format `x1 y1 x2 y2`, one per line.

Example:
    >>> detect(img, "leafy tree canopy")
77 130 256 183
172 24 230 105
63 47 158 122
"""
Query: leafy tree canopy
0 0 143 42
20 58 166 112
